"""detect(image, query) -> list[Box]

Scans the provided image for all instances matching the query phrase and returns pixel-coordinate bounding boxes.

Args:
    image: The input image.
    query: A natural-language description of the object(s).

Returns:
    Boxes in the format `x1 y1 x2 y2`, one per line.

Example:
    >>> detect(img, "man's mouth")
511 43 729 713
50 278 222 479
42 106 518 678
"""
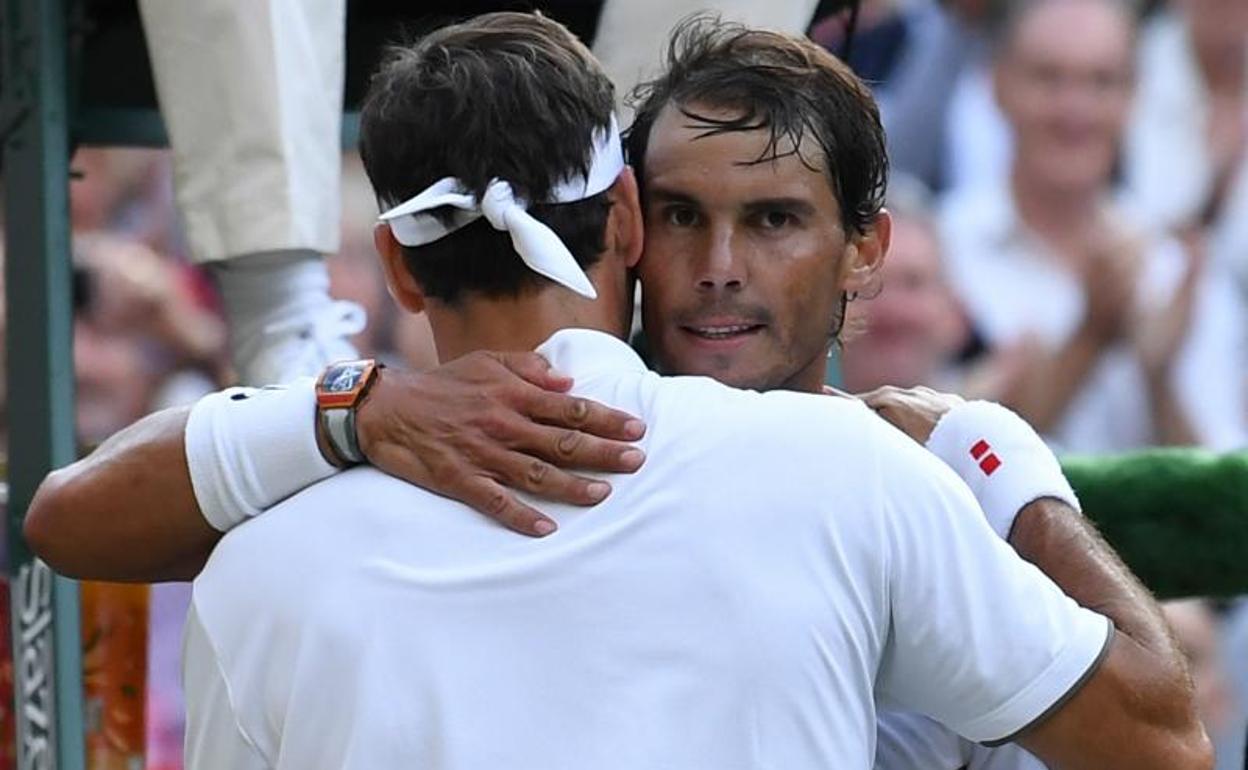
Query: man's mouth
681 322 766 341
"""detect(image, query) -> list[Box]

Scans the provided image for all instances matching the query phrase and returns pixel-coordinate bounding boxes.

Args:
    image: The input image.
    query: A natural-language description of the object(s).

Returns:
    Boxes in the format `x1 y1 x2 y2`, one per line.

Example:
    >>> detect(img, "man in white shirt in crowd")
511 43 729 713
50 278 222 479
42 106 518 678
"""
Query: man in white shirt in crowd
29 12 1210 770
1125 0 1248 303
938 0 1248 453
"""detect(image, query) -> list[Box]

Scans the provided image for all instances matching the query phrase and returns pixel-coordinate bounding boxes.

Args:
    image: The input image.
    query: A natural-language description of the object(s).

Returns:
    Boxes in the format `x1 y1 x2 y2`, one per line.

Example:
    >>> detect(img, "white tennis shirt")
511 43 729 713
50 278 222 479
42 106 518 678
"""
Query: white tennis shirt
183 328 1111 769
875 712 1046 770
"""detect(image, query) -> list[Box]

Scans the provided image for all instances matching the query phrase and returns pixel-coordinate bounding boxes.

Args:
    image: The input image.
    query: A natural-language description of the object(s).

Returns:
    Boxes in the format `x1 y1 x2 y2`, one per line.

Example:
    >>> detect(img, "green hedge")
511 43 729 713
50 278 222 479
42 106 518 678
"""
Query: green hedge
1062 450 1248 599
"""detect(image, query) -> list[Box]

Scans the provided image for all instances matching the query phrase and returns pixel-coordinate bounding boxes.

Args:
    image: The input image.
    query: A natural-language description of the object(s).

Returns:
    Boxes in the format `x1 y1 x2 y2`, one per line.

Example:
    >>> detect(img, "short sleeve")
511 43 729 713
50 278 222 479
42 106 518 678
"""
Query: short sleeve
873 428 1113 744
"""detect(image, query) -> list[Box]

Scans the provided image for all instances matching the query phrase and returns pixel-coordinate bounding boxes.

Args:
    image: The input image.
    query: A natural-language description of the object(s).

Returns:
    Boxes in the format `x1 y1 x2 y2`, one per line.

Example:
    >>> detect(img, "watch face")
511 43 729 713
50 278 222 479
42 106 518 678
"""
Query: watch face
324 363 365 393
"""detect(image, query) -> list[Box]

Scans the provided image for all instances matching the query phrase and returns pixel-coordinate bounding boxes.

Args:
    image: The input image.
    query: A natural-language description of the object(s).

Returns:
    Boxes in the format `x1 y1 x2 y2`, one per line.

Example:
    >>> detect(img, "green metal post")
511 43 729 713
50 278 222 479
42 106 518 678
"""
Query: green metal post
1 0 86 768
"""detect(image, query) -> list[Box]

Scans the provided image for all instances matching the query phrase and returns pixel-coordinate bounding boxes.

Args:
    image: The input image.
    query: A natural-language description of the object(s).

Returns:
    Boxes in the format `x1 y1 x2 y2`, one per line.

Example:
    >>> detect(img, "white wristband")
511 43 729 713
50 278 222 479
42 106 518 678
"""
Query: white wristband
185 377 339 532
924 400 1080 540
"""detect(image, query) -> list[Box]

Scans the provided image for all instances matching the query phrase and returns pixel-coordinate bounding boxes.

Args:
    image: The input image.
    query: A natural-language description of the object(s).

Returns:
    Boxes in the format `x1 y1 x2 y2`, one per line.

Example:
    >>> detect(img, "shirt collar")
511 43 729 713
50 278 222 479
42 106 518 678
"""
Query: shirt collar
535 328 648 379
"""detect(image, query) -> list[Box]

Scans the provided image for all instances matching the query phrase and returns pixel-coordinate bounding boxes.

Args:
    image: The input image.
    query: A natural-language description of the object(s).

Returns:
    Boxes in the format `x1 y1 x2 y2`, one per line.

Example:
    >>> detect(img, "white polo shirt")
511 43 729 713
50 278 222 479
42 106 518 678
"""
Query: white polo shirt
939 183 1248 453
184 328 1111 770
876 712 1046 770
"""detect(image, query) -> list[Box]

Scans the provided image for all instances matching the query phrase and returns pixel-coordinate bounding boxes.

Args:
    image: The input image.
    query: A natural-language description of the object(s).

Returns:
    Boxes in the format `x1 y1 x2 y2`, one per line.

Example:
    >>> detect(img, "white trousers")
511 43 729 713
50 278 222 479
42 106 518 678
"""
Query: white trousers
138 0 345 264
139 0 819 263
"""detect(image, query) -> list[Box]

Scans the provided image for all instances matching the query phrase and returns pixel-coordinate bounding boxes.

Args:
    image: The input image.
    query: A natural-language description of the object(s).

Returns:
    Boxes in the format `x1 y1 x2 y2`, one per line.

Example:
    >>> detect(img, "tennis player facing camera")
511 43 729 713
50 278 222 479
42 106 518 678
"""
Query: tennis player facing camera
156 12 1209 770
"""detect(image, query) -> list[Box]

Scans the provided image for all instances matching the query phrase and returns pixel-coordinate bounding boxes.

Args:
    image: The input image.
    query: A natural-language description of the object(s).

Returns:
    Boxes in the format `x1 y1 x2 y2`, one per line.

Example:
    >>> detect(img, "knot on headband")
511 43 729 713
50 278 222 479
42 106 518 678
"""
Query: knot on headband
378 116 625 300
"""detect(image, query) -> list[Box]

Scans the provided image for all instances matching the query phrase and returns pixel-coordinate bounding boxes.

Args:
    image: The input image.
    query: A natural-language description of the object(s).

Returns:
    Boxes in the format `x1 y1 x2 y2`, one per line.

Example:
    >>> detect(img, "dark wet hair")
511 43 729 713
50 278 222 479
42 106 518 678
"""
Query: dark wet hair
358 12 616 303
625 14 888 236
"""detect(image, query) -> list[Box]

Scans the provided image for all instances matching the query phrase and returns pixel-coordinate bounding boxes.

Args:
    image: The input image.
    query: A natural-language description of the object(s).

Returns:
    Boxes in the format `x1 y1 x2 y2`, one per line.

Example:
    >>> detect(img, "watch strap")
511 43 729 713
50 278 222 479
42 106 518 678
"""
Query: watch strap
322 405 365 465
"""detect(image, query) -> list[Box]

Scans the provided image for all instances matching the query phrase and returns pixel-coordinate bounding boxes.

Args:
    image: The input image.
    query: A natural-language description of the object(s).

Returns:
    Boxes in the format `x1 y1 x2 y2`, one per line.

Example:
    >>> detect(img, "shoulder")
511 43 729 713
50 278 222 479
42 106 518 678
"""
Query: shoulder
651 374 885 451
191 468 438 659
197 468 425 595
649 375 964 493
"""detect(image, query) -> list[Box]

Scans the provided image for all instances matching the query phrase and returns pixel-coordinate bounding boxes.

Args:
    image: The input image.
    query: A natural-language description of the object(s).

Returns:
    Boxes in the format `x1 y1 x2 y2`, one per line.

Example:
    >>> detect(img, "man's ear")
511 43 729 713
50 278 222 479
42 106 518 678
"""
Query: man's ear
605 166 645 269
373 222 426 314
842 209 891 295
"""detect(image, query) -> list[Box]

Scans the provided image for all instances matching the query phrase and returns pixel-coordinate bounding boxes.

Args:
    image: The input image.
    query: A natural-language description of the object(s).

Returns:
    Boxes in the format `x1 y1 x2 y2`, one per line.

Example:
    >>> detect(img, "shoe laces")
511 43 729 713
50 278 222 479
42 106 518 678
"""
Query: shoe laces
263 299 368 355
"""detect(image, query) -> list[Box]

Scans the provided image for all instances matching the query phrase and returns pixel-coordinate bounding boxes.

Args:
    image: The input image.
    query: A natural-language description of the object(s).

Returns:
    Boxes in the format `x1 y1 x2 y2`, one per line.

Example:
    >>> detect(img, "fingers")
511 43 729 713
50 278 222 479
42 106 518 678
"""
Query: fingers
458 475 559 538
498 409 646 474
494 351 573 393
370 440 565 538
822 385 857 399
361 352 647 534
452 441 629 537
486 351 647 441
858 385 901 410
492 447 616 506
524 388 646 442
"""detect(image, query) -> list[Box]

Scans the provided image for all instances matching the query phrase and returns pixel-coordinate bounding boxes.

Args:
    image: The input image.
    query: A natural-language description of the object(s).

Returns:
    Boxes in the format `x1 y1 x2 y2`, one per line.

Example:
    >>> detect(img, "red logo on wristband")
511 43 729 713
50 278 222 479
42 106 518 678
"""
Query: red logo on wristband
970 439 1002 476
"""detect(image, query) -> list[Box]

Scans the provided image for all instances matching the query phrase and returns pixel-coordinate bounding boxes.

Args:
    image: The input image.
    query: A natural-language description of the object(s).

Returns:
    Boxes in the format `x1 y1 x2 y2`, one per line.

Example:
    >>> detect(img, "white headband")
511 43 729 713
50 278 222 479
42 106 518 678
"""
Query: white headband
377 115 625 299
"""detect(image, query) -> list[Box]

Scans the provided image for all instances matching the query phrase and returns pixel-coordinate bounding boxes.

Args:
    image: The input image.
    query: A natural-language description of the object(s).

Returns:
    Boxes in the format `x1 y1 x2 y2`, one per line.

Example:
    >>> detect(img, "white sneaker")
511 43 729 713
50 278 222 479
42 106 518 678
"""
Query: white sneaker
232 299 368 385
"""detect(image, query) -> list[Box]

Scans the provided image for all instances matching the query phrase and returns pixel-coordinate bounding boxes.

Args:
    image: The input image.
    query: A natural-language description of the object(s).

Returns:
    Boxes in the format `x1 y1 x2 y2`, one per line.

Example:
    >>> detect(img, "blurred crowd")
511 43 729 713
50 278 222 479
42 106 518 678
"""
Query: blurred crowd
0 0 1246 767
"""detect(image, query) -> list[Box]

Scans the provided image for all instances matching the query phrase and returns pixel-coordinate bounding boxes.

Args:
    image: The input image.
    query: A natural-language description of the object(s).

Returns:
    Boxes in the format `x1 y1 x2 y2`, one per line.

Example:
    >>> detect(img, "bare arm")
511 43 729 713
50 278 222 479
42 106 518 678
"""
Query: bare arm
26 407 216 582
25 352 645 583
862 386 1210 768
1012 499 1211 769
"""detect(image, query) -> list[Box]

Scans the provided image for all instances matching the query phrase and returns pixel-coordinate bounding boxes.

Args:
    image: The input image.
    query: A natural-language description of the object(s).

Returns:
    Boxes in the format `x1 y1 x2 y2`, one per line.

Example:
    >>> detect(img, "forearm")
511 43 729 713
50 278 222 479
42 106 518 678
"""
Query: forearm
1009 499 1203 750
1009 499 1175 663
27 380 342 582
26 407 220 581
1060 449 1248 599
873 393 1210 766
23 353 649 583
1144 374 1199 447
1001 329 1103 433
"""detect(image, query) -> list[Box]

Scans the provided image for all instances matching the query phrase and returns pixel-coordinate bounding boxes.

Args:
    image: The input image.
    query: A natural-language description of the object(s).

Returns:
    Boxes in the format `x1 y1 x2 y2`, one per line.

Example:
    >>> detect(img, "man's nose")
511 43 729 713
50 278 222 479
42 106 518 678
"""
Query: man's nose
695 227 746 291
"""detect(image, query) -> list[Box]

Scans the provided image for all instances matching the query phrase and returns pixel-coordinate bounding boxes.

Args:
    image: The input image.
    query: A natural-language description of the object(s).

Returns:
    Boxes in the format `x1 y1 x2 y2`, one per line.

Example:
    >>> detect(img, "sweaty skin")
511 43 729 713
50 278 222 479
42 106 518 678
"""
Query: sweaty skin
28 74 1209 770
862 387 1209 768
26 352 648 580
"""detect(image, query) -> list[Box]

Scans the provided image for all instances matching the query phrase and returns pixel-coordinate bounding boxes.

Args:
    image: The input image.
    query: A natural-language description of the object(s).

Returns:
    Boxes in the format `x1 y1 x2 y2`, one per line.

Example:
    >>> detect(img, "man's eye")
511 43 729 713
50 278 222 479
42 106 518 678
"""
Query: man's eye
664 207 699 227
758 211 794 230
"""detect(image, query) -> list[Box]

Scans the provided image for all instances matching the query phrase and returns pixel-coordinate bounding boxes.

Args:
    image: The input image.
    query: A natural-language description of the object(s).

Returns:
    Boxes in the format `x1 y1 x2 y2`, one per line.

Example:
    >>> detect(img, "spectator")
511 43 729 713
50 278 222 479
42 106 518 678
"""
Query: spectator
938 0 1248 452
69 162 228 770
841 179 1038 401
841 183 967 392
70 148 183 256
73 233 225 403
841 0 996 191
1125 0 1248 301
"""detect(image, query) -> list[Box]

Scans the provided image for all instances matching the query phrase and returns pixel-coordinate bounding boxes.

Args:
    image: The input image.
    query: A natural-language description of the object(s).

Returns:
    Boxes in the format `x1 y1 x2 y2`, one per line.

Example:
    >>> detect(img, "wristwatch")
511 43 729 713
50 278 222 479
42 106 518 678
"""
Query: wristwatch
315 359 382 467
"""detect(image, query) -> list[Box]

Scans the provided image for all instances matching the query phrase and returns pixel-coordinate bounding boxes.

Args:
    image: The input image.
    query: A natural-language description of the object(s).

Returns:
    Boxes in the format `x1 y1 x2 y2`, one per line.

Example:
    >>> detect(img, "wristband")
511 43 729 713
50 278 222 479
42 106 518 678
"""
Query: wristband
925 400 1080 540
185 377 339 532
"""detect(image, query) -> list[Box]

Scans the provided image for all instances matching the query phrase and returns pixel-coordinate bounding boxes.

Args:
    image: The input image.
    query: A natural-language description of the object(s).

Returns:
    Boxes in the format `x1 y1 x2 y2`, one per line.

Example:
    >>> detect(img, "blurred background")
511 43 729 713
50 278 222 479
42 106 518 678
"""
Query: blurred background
2 0 1247 767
